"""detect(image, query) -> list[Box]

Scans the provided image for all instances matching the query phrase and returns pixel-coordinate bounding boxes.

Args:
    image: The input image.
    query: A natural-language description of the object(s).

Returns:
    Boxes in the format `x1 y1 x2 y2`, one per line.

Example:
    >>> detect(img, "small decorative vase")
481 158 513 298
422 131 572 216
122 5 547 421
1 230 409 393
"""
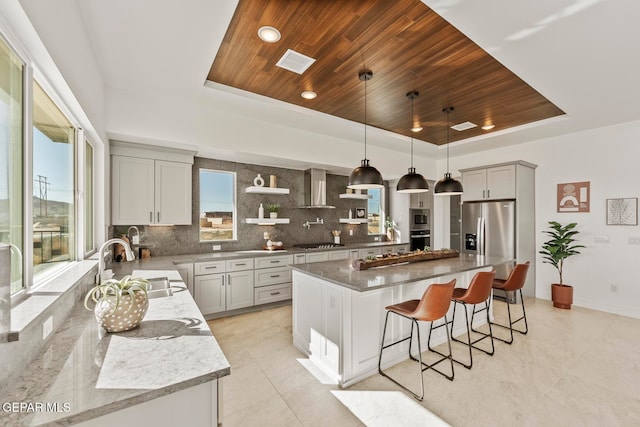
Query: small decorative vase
253 174 265 187
270 175 277 188
334 236 340 244
94 293 148 333
270 212 278 219
387 229 396 242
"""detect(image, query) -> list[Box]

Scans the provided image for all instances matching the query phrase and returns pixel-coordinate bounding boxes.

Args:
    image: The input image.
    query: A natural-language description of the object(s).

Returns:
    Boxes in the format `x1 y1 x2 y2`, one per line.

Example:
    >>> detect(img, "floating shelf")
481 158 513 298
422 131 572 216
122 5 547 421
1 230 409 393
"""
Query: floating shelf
246 218 290 225
245 186 290 195
339 218 369 224
339 193 371 199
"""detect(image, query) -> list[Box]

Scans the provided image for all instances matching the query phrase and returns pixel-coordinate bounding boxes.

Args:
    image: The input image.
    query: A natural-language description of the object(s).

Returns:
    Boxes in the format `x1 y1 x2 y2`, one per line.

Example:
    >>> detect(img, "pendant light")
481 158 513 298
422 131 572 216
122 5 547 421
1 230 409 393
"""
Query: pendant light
434 106 464 195
397 91 428 193
348 70 384 189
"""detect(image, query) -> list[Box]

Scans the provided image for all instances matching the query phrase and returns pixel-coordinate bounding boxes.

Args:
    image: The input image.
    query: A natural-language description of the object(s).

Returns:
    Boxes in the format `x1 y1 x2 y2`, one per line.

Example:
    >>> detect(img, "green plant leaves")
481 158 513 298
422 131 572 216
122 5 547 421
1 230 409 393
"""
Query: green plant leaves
539 221 585 284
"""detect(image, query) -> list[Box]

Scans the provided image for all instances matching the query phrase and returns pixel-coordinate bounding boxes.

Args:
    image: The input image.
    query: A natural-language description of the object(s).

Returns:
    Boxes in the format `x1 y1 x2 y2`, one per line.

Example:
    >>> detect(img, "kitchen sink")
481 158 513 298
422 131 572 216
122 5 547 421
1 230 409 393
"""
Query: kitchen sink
146 277 173 299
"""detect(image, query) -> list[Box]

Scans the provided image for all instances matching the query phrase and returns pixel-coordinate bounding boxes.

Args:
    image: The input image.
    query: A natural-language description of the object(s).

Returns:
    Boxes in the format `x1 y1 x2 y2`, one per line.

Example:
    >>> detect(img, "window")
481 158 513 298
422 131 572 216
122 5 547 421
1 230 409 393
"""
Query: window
199 169 236 241
367 187 384 235
84 140 94 254
32 81 75 278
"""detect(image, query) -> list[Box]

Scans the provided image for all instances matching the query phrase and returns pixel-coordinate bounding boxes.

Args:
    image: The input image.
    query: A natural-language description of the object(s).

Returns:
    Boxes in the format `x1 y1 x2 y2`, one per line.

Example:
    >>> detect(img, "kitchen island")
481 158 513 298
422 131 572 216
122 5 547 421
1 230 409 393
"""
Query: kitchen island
0 270 229 427
291 254 510 386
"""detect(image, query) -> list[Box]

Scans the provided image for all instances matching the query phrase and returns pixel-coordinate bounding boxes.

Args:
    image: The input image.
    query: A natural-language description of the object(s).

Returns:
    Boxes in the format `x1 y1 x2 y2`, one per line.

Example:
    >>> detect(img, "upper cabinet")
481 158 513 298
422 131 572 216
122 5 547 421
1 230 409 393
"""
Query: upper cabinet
460 162 534 202
410 192 432 209
111 141 195 225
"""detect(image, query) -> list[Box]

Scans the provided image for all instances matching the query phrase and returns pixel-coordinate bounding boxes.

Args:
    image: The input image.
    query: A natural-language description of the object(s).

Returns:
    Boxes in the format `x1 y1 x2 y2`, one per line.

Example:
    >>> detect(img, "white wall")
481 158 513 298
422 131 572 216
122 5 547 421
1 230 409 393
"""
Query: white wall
446 119 640 318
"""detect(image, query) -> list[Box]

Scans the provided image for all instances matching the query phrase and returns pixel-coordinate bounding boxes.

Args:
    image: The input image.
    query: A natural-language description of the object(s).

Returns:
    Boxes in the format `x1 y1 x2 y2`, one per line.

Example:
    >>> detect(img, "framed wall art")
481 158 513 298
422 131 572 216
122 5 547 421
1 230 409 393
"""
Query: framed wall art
557 181 590 212
606 198 638 225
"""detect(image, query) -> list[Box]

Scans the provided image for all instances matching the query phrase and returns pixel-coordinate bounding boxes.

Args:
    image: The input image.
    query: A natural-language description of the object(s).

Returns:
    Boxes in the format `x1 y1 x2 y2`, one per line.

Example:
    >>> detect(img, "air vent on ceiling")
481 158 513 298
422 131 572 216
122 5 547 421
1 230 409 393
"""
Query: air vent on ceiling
451 121 478 131
276 49 316 74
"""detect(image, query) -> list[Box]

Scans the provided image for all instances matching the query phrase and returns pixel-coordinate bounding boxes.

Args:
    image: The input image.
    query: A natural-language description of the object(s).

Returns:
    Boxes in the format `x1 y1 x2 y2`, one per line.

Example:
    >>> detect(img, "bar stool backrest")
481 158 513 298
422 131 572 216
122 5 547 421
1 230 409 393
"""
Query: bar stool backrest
459 270 496 304
412 279 456 322
501 261 530 292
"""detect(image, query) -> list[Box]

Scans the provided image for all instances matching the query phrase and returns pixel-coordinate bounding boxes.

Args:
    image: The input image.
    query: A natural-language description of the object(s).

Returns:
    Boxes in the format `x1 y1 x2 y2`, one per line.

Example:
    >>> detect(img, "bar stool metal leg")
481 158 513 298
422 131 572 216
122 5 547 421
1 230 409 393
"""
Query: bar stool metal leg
491 289 528 344
451 299 494 368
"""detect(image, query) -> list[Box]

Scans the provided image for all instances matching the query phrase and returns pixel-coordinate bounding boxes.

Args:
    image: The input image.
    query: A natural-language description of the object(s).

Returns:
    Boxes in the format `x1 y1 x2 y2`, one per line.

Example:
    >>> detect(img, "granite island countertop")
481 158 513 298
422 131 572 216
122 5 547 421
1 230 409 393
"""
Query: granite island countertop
291 254 512 292
0 270 230 427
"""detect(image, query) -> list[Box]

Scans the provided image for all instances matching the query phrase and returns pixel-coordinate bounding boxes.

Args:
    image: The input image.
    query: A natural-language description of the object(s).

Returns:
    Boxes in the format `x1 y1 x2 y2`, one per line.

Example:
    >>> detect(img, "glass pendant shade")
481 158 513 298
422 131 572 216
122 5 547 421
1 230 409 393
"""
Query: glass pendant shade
348 70 383 190
397 90 428 193
434 106 463 196
348 159 384 189
397 167 428 193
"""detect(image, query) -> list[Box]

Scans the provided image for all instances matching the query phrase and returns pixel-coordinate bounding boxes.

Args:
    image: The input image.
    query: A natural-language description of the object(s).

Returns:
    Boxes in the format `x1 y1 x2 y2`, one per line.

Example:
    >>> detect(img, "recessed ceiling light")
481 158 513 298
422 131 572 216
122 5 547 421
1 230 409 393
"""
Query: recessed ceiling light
411 126 423 132
481 124 496 130
257 26 281 43
301 91 317 99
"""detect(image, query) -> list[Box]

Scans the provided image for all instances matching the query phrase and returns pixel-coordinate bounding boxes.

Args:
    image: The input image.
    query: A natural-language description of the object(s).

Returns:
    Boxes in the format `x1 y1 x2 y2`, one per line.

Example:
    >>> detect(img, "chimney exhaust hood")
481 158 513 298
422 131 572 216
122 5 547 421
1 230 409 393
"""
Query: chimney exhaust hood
299 168 336 209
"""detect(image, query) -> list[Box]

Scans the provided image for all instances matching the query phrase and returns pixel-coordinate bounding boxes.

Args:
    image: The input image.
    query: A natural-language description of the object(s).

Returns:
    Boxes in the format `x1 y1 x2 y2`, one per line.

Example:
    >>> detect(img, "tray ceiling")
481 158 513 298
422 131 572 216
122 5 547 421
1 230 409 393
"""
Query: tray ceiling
207 0 564 146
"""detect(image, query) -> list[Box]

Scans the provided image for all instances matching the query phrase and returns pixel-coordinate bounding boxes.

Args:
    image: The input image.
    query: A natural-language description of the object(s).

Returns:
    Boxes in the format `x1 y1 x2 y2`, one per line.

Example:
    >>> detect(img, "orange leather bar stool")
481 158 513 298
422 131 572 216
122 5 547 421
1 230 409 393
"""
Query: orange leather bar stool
377 279 456 401
449 270 496 369
490 261 530 344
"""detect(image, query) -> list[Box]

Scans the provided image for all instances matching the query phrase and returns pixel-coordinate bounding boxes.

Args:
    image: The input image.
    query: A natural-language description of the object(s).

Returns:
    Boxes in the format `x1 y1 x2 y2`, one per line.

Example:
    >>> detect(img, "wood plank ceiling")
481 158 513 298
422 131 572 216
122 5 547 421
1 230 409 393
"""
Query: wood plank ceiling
207 0 565 146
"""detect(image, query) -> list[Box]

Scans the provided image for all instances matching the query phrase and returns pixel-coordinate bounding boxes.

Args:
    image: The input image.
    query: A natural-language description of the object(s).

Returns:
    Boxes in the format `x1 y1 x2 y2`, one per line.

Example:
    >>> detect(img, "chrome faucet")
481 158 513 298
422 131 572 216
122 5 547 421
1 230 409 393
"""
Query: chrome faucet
96 238 135 284
303 218 324 230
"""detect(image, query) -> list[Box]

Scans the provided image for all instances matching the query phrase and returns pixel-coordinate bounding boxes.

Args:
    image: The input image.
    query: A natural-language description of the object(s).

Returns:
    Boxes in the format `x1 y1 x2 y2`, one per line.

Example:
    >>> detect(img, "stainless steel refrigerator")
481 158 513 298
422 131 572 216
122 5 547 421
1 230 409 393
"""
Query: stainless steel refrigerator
461 200 515 281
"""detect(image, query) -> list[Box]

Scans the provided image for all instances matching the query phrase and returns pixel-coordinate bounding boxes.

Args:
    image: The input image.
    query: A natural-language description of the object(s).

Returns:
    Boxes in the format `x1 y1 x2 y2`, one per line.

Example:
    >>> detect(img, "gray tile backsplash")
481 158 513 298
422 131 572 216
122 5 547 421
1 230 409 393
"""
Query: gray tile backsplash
111 157 385 256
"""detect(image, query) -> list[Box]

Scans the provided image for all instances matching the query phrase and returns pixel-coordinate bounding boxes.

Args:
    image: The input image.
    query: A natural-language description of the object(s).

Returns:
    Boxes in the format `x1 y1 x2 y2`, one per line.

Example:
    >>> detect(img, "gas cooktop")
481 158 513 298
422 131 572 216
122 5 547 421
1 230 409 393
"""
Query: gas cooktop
293 242 345 249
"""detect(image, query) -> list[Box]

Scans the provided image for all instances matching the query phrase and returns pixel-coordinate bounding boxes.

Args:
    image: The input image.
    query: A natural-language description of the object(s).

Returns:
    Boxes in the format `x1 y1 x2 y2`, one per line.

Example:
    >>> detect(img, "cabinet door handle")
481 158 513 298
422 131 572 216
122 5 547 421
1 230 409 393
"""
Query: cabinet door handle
222 276 225 287
205 266 218 270
235 263 246 266
150 211 153 222
270 292 281 296
157 211 160 222
487 189 490 198
483 190 486 199
227 275 231 285
270 260 280 264
270 274 280 278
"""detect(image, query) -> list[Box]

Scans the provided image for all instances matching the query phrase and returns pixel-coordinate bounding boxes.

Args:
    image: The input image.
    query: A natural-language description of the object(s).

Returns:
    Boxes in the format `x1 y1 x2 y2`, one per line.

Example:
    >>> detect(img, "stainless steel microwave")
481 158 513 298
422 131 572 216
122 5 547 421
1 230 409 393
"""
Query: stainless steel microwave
411 209 430 227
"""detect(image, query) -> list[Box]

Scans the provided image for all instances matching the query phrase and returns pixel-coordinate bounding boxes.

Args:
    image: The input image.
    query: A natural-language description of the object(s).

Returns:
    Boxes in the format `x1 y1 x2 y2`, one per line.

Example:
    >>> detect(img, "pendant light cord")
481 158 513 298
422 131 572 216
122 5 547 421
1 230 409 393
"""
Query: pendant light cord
364 76 368 160
410 95 414 169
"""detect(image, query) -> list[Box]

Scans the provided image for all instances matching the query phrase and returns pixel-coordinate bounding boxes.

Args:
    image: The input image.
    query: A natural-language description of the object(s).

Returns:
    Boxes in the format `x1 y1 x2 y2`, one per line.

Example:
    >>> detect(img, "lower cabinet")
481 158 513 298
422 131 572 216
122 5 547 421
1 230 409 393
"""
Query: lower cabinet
254 255 293 305
194 274 226 315
194 259 254 315
255 283 292 305
226 270 254 311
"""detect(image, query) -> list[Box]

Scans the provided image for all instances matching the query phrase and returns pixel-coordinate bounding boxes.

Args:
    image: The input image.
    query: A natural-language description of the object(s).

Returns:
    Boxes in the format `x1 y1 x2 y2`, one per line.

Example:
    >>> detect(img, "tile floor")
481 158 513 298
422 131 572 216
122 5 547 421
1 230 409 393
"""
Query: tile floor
207 298 640 426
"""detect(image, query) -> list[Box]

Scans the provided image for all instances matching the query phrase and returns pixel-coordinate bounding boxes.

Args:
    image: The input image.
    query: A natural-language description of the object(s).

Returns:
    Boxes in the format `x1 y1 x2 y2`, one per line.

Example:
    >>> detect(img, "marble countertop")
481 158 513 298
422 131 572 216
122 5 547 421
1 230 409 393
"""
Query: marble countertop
291 254 512 292
0 270 230 426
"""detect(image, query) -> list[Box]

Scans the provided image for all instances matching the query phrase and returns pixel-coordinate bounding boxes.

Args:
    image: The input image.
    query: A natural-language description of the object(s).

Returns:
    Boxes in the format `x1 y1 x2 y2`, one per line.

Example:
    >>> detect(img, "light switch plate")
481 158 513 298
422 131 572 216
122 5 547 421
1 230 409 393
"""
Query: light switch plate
212 245 221 251
594 235 610 243
629 237 640 245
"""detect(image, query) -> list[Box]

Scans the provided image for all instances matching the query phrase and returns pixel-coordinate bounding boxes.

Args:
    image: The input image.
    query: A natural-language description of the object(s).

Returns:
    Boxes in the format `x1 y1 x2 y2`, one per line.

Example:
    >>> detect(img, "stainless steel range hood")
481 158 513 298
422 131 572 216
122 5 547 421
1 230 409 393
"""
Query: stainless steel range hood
299 168 336 209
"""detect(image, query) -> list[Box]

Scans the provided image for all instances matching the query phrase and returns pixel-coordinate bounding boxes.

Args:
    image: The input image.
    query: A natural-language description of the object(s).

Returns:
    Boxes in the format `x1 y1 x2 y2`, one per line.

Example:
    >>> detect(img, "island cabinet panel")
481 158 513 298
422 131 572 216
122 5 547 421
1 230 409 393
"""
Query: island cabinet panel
293 272 323 354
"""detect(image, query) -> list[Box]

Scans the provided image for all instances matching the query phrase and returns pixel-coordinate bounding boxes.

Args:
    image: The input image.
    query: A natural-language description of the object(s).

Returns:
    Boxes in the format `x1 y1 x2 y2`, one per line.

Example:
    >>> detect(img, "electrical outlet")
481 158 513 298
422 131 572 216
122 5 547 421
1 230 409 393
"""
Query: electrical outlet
628 237 640 245
594 235 610 243
374 236 380 241
349 229 354 236
212 245 221 251
42 316 53 340
263 232 270 239
610 284 619 293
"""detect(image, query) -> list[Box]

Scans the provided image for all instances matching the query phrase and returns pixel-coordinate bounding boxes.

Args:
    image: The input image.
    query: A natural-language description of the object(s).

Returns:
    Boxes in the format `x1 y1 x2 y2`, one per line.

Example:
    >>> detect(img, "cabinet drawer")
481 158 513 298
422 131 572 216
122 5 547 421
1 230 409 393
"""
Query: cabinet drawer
254 266 292 287
328 250 349 261
358 248 382 258
293 253 307 264
305 252 329 263
195 260 226 276
225 258 254 272
254 254 293 269
255 283 292 305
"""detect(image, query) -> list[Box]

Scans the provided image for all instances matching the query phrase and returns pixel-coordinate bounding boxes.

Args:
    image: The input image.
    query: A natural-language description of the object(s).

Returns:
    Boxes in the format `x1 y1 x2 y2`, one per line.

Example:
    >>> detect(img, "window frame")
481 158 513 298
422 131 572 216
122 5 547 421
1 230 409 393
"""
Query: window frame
198 168 238 242
367 186 386 236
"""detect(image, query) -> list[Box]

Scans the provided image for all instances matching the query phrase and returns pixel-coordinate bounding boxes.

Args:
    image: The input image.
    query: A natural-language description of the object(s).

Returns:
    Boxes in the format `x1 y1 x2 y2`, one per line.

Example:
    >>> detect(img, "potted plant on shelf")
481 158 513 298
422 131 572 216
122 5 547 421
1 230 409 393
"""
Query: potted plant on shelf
84 275 150 332
267 203 280 219
539 221 585 309
384 216 397 242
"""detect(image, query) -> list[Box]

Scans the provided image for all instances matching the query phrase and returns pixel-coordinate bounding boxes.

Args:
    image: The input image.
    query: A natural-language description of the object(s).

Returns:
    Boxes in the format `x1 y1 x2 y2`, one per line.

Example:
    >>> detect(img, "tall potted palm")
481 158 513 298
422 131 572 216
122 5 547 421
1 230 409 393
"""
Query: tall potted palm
539 221 585 309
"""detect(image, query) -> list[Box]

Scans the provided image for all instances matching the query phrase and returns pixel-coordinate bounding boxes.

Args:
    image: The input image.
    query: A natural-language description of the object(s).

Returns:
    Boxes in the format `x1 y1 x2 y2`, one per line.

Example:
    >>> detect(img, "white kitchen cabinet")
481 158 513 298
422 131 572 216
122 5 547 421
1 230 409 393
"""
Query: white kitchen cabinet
293 253 307 264
254 265 291 287
306 251 329 263
349 249 360 260
358 247 382 258
328 250 349 261
194 274 226 314
410 192 431 209
226 270 254 310
254 254 293 269
111 142 194 225
461 164 516 202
